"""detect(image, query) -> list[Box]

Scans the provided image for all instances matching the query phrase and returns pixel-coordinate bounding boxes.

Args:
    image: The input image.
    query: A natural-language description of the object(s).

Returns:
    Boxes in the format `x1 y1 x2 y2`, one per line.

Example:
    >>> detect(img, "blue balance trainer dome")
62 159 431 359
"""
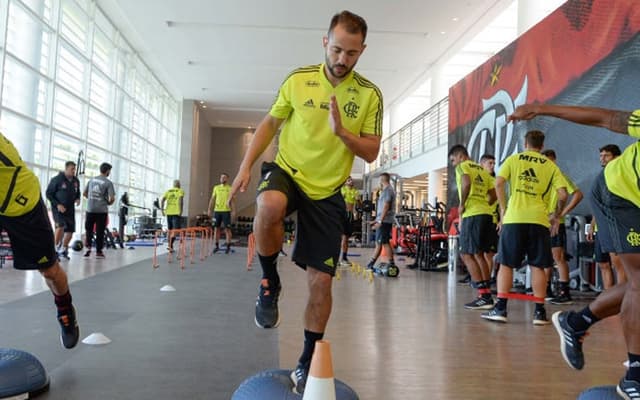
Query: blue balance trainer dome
577 385 619 400
232 369 358 400
0 348 49 399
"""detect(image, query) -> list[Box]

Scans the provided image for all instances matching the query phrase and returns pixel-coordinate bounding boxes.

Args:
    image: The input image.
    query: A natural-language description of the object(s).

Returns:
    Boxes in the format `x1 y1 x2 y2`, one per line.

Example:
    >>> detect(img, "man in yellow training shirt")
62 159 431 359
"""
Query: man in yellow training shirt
208 173 234 254
339 176 360 265
228 11 382 394
481 130 568 325
161 180 184 253
0 132 79 349
449 144 497 311
510 104 640 398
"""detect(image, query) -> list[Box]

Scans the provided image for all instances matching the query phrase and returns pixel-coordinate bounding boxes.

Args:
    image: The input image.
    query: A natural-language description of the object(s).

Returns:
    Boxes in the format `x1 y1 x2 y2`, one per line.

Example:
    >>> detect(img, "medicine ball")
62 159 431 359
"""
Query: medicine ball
71 240 83 252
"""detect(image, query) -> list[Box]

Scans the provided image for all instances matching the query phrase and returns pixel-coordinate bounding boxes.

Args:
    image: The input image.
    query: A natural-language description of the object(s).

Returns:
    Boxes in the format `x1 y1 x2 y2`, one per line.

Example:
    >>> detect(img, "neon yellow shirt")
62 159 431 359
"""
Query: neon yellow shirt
163 188 184 216
212 184 231 212
604 110 640 207
498 150 568 227
270 64 383 200
488 174 499 224
455 159 495 217
547 170 578 223
0 133 41 216
341 185 359 206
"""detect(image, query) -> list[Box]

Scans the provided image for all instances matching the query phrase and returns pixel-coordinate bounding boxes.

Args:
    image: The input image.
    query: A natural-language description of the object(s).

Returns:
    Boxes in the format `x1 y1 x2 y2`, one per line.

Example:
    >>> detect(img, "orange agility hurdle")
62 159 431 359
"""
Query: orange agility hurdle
153 227 213 270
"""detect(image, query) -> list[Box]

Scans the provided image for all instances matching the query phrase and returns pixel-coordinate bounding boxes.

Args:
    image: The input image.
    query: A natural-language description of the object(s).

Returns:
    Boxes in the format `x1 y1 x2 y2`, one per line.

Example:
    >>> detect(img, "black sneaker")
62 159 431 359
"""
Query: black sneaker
464 297 494 310
255 279 281 329
481 307 508 323
457 274 471 285
59 249 70 260
550 291 573 305
225 244 231 254
617 378 640 399
213 246 220 254
545 286 555 301
96 251 105 259
552 311 587 370
533 308 551 326
340 258 351 266
58 306 79 349
83 250 91 258
290 364 309 395
366 261 375 270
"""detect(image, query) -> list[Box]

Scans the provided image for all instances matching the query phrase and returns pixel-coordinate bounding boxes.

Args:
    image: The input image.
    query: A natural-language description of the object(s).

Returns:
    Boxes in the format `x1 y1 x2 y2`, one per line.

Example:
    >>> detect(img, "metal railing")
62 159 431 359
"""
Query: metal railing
372 97 448 171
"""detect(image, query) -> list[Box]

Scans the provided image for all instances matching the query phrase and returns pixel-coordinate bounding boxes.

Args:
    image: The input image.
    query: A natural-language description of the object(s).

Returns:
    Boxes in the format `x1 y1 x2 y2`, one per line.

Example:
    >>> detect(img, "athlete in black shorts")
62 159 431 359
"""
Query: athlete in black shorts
0 133 79 349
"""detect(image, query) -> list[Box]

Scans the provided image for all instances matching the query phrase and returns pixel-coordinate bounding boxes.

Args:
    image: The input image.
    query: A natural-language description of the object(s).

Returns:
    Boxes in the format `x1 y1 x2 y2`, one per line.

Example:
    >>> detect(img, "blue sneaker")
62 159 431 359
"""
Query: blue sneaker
290 364 309 394
552 311 587 370
254 279 281 329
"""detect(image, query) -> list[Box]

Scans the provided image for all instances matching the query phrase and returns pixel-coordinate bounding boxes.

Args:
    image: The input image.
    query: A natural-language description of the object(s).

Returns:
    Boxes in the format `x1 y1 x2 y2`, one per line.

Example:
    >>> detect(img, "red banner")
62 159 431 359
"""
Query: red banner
449 0 640 133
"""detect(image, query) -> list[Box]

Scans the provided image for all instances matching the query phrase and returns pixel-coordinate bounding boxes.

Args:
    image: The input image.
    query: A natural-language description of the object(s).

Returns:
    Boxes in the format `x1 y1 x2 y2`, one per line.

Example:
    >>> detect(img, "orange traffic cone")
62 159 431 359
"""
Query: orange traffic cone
302 340 336 400
380 244 392 262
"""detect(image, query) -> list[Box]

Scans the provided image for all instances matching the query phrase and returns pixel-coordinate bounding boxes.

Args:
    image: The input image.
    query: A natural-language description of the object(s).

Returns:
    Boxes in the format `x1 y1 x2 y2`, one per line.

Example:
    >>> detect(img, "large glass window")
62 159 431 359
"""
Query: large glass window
0 0 181 230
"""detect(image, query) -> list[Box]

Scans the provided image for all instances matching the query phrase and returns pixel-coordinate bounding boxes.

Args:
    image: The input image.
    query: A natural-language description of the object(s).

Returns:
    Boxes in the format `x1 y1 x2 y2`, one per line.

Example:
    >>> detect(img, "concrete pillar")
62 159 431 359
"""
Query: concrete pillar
428 169 443 207
430 64 448 105
179 100 195 221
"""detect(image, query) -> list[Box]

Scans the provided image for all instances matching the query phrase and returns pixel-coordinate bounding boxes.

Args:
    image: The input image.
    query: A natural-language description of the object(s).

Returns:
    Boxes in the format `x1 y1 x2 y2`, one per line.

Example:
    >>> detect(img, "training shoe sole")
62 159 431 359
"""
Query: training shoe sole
481 314 507 323
550 299 574 305
533 319 551 326
552 312 581 370
254 314 280 329
464 305 495 310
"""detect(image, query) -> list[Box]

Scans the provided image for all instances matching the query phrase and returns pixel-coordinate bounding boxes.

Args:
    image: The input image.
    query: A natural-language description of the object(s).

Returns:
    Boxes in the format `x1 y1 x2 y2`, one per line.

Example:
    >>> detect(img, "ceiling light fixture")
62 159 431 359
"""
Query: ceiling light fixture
199 100 204 104
440 31 446 35
452 17 459 22
202 105 207 108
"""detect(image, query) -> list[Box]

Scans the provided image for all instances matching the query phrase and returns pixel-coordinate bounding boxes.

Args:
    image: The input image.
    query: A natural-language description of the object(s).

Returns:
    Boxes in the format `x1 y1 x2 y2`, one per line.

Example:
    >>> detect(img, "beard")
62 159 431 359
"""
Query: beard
325 54 353 79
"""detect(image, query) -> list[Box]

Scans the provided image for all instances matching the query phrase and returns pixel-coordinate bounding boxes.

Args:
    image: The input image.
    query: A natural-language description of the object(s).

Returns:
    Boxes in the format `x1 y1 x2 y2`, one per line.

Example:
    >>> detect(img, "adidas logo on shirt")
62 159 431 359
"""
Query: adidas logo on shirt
519 168 539 183
304 99 315 108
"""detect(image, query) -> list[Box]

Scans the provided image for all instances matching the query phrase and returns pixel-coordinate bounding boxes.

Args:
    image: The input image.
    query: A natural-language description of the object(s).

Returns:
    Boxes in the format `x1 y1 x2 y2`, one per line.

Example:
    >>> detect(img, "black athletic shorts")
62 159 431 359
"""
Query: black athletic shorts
593 233 611 263
257 162 345 276
0 199 57 270
167 215 182 231
213 211 231 228
343 211 354 236
497 223 553 268
460 214 494 254
52 207 76 233
375 222 393 245
488 222 499 253
590 170 640 254
550 224 567 248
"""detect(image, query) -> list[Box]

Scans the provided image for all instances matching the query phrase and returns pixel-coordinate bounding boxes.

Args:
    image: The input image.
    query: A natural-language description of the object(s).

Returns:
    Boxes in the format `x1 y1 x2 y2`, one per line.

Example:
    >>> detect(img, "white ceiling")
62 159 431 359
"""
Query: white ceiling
98 0 512 129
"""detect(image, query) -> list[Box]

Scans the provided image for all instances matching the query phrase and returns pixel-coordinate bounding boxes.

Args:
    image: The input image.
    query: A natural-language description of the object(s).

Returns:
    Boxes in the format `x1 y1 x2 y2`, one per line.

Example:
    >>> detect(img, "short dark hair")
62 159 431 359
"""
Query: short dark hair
599 144 621 156
448 144 469 158
480 154 495 162
99 162 112 174
380 172 391 182
221 172 229 177
65 161 76 168
525 130 545 149
329 10 368 43
541 149 556 159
